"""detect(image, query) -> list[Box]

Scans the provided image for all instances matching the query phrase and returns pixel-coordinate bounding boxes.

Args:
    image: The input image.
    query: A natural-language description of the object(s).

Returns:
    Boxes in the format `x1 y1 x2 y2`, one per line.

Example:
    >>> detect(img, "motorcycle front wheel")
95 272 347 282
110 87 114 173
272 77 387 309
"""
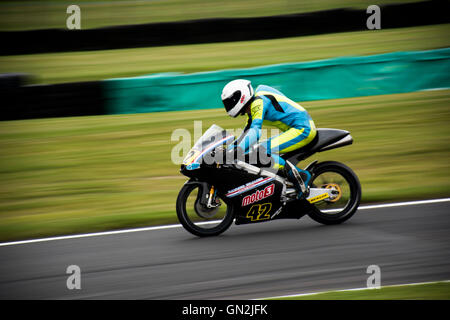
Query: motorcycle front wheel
176 182 234 237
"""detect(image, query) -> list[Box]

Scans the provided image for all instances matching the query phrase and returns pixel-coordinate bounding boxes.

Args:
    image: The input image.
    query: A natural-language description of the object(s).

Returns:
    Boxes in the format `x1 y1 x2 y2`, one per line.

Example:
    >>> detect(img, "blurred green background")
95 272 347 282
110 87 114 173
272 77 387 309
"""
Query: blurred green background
1 90 449 242
0 0 422 30
1 24 448 84
0 1 449 242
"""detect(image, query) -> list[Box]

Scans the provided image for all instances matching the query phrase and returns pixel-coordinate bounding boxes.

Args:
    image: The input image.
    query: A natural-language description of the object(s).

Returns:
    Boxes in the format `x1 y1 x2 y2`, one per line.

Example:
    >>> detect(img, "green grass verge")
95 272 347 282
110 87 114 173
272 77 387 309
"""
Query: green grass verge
0 0 422 31
0 90 449 242
271 281 450 300
0 24 449 84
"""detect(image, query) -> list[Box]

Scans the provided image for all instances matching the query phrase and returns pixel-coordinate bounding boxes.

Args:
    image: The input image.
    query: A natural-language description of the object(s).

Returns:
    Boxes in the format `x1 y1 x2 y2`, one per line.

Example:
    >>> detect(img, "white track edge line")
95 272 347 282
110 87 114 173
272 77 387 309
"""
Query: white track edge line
1 197 449 247
256 279 450 300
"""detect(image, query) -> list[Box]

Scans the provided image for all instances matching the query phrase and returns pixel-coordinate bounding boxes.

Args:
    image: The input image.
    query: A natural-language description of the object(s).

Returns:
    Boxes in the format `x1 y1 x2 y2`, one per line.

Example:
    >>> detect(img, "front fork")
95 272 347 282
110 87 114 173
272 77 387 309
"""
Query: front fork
193 181 220 209
206 186 220 208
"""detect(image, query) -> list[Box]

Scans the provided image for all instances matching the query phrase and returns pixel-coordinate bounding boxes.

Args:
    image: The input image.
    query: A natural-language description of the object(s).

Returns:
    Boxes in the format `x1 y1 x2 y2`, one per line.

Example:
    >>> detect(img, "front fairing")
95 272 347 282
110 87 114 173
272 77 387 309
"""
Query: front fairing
181 124 234 171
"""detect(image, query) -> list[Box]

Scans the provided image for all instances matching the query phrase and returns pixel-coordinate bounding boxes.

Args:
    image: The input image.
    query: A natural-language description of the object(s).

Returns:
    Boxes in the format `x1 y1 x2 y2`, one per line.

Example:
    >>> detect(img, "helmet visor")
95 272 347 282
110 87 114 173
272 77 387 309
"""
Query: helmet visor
222 90 241 113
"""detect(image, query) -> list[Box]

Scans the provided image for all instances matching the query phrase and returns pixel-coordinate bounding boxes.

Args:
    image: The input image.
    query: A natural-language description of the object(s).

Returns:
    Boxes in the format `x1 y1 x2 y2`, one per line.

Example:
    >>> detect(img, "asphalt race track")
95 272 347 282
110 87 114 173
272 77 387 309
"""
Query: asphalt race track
0 201 449 299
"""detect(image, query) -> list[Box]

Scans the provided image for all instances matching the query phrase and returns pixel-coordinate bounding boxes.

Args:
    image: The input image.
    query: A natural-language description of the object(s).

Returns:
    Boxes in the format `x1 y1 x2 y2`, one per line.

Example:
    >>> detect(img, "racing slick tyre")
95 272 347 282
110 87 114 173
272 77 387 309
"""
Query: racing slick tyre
176 182 234 237
307 161 361 225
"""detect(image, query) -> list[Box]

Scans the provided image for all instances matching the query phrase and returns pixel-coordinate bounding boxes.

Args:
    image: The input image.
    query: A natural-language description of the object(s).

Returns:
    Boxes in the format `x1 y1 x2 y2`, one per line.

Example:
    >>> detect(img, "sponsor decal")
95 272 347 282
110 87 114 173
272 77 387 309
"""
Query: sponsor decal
307 192 329 204
240 94 246 103
242 183 275 206
270 206 283 219
226 177 273 198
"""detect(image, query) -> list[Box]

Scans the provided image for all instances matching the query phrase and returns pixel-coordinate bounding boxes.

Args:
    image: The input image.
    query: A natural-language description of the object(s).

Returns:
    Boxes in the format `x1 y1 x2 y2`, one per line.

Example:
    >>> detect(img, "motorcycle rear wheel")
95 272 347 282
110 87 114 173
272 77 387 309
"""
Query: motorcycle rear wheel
176 182 234 237
307 161 361 225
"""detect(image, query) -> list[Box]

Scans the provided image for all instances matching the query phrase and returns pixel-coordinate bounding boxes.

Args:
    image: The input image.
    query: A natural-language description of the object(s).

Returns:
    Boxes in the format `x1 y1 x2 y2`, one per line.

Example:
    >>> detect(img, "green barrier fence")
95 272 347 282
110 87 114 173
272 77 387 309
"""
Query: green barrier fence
104 48 450 114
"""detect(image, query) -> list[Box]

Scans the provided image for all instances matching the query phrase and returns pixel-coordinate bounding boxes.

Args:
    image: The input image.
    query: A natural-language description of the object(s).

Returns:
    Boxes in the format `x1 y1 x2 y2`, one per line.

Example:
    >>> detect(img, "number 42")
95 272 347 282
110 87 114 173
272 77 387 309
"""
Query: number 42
246 203 272 221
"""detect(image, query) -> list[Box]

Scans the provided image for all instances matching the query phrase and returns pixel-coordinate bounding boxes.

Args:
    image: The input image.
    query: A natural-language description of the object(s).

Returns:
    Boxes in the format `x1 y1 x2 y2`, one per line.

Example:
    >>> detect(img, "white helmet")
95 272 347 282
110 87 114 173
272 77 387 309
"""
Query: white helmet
221 79 254 117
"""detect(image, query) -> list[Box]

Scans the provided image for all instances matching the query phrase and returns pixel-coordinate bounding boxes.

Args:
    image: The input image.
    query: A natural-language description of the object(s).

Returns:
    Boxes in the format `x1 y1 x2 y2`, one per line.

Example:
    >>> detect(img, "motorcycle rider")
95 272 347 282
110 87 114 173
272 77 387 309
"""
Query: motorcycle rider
221 79 317 199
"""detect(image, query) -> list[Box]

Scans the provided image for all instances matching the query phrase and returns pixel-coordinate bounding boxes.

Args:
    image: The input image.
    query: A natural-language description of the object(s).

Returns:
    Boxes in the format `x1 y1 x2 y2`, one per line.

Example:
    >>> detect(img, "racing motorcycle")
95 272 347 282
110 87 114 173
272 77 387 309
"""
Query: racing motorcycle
176 124 361 237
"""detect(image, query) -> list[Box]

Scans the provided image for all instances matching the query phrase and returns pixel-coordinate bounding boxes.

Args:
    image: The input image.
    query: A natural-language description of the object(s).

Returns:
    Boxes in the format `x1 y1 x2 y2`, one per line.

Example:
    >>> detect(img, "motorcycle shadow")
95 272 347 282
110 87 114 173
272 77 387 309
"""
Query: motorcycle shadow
179 218 362 242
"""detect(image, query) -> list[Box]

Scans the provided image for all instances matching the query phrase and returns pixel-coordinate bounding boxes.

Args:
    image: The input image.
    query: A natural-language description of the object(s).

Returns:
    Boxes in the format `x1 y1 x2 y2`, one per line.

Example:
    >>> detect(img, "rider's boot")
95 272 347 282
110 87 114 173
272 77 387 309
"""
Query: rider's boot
283 161 310 199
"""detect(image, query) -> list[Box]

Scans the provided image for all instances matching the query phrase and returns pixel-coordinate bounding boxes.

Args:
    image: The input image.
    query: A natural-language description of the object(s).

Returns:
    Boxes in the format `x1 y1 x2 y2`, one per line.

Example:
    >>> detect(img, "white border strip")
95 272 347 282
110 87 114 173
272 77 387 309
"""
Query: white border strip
0 197 449 247
257 280 450 300
322 197 450 213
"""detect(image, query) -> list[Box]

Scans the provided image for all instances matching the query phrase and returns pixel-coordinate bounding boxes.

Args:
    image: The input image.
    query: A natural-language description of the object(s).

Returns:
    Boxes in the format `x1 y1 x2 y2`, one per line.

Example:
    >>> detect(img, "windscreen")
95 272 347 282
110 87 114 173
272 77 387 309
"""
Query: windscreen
183 125 234 166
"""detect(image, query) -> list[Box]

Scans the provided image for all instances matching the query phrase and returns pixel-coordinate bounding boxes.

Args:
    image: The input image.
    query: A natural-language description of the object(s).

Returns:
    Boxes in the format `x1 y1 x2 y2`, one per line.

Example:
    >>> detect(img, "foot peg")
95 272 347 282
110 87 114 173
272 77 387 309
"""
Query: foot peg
285 161 307 195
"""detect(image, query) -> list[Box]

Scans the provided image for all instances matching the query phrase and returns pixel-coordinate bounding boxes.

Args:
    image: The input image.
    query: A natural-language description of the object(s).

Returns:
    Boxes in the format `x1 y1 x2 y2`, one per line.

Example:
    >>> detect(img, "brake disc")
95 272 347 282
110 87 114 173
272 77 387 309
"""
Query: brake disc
194 200 220 218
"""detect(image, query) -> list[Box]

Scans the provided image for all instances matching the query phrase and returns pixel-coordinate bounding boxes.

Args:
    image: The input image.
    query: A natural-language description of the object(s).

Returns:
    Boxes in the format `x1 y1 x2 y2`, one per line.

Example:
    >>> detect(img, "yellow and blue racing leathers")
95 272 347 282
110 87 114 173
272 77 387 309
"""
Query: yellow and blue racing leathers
236 85 317 170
